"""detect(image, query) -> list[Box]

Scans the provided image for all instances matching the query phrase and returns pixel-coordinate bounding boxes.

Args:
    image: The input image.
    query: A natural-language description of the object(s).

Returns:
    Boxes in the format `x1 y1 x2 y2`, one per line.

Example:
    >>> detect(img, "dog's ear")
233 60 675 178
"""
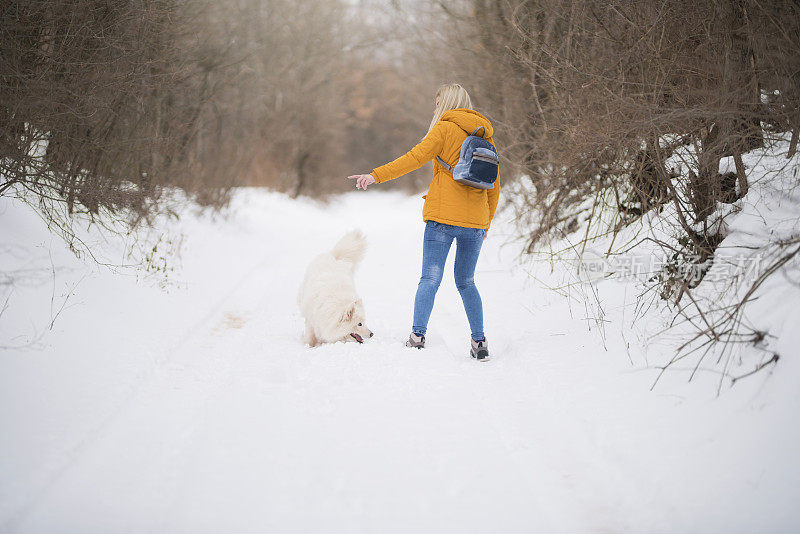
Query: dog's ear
339 303 355 325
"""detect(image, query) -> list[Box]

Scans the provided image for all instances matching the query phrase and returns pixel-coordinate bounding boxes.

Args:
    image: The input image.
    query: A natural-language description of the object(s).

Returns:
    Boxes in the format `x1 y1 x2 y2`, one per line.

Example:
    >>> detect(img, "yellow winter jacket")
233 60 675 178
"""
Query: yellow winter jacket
371 109 501 231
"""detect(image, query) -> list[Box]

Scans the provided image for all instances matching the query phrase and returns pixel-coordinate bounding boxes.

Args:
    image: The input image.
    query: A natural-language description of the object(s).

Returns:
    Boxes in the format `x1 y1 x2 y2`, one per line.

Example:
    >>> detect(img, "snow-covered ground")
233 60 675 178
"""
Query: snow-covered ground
1 181 798 532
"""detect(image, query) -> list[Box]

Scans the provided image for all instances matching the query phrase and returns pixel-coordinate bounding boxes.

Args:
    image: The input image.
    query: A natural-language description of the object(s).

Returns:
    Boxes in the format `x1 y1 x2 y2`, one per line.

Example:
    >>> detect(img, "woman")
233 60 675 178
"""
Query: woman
347 83 500 361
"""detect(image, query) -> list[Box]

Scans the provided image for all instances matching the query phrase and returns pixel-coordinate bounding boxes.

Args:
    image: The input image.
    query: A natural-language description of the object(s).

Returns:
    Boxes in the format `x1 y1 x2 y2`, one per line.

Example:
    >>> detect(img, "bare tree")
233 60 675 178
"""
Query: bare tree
420 0 800 387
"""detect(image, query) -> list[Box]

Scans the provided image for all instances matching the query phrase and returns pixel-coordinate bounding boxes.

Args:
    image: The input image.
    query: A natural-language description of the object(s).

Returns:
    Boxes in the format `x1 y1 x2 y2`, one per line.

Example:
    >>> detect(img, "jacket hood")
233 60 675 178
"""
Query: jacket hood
440 108 494 139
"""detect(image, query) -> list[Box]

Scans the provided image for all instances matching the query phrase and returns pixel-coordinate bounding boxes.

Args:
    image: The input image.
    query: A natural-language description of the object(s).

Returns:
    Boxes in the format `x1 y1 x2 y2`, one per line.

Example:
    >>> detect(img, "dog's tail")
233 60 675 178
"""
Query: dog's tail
331 229 367 265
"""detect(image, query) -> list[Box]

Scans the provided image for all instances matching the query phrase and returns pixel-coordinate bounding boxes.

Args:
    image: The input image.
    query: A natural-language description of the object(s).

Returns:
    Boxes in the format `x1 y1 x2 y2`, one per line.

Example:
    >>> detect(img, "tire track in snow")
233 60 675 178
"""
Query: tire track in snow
0 255 273 533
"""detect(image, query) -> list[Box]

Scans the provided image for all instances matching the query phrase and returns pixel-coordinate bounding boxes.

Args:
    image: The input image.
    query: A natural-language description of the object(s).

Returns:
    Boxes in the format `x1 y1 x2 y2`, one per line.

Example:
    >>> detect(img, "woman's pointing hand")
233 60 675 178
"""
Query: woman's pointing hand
348 174 376 190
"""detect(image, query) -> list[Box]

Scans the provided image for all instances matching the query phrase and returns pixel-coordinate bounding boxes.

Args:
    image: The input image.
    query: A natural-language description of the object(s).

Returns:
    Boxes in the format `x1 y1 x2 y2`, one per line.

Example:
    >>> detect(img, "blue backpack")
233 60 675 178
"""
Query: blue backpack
436 125 499 189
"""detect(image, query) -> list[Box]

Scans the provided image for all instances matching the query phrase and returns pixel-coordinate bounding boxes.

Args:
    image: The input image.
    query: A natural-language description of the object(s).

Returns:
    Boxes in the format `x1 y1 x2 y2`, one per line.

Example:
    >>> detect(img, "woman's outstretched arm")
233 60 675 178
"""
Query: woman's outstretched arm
361 122 448 187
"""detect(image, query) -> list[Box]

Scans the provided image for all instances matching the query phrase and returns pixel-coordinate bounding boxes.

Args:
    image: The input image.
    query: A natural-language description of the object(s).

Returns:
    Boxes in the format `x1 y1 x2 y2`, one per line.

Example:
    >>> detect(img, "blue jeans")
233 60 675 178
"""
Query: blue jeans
413 220 486 341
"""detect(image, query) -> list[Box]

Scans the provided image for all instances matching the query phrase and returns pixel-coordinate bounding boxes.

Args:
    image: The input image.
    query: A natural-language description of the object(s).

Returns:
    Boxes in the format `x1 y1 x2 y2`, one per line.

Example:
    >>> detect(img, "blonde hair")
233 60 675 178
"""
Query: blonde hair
428 83 473 133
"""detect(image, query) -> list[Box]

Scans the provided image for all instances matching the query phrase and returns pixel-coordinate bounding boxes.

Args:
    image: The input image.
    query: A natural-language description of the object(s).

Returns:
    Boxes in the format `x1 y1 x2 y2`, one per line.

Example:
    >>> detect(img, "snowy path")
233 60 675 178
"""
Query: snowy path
1 190 798 533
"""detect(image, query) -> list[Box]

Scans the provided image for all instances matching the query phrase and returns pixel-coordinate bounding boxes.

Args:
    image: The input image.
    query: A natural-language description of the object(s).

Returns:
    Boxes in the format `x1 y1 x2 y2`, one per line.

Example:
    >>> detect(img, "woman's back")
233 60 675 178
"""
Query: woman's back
370 108 501 231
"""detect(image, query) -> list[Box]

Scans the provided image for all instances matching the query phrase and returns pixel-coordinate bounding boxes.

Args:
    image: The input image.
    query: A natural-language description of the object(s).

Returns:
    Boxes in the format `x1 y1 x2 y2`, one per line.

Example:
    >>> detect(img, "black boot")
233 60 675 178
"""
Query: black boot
470 338 490 361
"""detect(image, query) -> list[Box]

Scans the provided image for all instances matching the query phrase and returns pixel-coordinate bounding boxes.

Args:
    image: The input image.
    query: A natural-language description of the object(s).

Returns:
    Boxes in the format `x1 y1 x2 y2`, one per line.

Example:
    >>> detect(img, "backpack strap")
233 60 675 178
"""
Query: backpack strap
435 124 488 172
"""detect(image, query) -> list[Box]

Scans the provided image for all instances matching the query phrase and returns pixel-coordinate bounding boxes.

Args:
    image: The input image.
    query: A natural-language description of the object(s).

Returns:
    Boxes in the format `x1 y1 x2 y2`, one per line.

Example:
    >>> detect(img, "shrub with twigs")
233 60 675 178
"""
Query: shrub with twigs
419 0 800 389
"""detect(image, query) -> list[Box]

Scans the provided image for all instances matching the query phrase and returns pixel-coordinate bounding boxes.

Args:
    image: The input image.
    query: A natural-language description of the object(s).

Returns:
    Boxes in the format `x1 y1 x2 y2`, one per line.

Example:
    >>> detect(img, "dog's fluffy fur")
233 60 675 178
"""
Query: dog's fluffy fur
298 230 373 346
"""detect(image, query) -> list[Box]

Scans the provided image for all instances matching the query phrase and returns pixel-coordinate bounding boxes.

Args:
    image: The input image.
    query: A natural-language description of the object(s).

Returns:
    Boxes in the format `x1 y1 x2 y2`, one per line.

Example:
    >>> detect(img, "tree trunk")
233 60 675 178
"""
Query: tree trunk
733 150 748 198
292 151 310 199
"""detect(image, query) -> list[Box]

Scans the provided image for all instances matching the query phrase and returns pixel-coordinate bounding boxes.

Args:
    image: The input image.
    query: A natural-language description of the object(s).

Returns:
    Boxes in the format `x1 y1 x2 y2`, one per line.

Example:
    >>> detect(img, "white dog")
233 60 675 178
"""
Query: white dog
298 230 373 347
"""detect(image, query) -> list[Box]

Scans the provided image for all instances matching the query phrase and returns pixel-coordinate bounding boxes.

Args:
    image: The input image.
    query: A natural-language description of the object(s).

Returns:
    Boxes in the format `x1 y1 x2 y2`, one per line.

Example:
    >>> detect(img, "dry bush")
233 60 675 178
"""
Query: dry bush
0 0 248 248
418 0 800 387
1 0 436 249
432 0 799 240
